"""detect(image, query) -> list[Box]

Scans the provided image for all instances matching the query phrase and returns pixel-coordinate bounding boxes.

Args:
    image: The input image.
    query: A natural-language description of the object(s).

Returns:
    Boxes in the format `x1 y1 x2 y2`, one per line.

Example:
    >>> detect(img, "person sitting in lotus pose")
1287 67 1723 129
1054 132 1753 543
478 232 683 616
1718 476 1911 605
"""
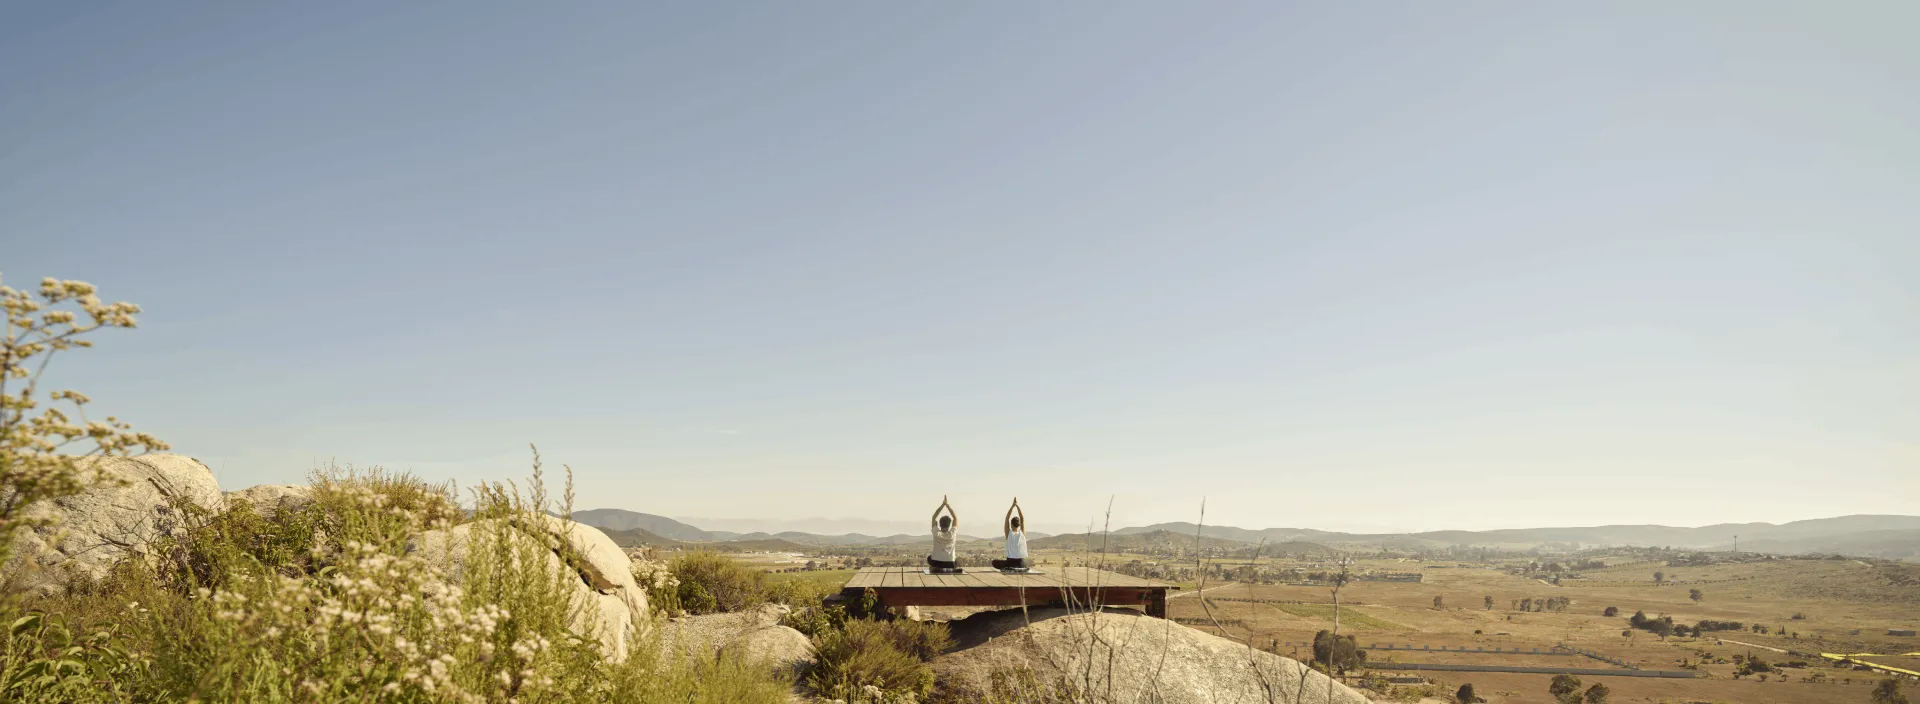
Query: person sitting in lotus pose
992 498 1030 571
927 496 960 573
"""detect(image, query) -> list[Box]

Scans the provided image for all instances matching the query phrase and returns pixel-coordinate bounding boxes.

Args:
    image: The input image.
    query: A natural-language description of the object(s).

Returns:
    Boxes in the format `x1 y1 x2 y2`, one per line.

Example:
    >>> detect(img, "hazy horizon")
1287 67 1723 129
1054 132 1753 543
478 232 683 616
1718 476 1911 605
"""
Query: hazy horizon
644 510 1916 540
6 3 1916 533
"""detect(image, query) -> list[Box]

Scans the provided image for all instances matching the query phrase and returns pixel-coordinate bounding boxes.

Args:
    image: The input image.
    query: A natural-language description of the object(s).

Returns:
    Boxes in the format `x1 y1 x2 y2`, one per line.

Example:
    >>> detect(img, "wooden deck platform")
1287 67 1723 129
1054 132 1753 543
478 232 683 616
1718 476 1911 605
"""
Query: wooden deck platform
842 566 1177 618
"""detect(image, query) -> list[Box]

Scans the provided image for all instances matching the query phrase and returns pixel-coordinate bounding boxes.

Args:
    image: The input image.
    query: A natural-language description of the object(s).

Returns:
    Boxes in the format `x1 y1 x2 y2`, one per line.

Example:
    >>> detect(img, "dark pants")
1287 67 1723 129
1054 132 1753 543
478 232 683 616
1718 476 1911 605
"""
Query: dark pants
927 556 957 571
992 558 1027 570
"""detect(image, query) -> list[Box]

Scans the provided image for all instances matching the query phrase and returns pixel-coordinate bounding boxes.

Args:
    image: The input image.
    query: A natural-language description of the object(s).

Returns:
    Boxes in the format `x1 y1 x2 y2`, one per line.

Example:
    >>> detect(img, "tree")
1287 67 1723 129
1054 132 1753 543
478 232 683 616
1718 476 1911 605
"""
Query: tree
1689 588 1703 602
1583 682 1611 703
1434 595 1445 610
1484 595 1493 611
1603 606 1619 617
1653 571 1664 583
0 276 166 565
1311 629 1366 676
1455 682 1481 703
1872 678 1910 704
1549 673 1583 702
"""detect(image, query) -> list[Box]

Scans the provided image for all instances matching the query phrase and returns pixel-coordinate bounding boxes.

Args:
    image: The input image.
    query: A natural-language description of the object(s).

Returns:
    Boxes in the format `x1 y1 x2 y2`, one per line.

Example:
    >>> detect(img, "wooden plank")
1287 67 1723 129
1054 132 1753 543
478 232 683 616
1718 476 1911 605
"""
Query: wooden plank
845 570 876 589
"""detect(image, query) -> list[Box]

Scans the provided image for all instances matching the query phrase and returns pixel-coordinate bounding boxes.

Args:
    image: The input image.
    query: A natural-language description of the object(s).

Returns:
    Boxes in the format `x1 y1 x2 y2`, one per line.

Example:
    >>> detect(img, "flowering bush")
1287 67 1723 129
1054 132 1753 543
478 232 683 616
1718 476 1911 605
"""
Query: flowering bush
806 618 936 702
0 274 793 703
632 555 682 617
1 276 166 562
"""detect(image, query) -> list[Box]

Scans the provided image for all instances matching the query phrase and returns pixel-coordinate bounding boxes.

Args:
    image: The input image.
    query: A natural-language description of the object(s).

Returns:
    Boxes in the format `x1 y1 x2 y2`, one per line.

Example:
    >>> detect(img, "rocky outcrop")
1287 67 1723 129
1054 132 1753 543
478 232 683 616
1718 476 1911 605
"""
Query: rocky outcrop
223 484 314 518
660 604 813 671
934 608 1370 704
408 515 649 661
4 454 224 596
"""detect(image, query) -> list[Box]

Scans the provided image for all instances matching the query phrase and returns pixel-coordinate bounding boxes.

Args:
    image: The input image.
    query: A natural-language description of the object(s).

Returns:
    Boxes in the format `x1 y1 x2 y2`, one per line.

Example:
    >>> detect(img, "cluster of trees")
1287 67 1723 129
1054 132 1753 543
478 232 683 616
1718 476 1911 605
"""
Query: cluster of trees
1519 559 1601 574
1627 611 1677 638
1310 630 1366 676
1732 653 1775 679
1549 674 1609 703
1694 619 1744 633
1513 596 1571 612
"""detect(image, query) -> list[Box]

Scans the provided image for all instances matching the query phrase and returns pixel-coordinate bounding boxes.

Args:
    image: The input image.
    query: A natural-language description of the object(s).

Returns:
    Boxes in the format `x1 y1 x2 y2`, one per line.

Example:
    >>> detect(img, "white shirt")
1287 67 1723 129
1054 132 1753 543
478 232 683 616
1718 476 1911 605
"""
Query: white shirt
931 523 957 562
1006 530 1029 559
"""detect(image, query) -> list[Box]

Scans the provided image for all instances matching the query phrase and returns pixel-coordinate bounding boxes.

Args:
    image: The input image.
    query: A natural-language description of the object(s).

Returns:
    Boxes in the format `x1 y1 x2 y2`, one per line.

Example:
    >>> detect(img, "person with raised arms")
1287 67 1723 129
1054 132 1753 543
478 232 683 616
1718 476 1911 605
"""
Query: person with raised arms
927 496 960 573
992 498 1030 572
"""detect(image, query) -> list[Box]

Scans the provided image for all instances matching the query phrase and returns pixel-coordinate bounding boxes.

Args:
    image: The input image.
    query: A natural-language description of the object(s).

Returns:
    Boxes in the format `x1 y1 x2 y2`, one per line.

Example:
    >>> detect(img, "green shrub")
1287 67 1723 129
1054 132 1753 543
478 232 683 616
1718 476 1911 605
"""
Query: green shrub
308 462 462 550
139 496 322 592
766 573 833 609
0 612 146 703
670 551 768 614
807 619 935 700
782 604 849 639
874 617 951 662
1 454 796 703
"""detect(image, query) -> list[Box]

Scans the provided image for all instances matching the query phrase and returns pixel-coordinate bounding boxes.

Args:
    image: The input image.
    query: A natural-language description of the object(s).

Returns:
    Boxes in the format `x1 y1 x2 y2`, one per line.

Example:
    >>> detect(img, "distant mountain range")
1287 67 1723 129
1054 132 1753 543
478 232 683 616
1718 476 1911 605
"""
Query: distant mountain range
1109 515 1920 561
568 509 1920 561
570 508 1026 548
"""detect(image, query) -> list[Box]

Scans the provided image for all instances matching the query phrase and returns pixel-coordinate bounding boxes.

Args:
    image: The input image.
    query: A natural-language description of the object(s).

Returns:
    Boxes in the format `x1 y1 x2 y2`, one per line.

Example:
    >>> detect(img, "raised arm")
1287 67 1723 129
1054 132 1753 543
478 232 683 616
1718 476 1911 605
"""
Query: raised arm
1014 503 1027 533
1004 502 1015 538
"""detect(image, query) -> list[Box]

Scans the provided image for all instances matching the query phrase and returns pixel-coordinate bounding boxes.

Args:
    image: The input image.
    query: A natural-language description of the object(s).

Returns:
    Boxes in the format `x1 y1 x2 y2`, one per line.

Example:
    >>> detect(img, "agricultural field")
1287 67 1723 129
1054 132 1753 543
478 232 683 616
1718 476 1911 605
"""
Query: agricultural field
767 568 858 590
1139 555 1919 704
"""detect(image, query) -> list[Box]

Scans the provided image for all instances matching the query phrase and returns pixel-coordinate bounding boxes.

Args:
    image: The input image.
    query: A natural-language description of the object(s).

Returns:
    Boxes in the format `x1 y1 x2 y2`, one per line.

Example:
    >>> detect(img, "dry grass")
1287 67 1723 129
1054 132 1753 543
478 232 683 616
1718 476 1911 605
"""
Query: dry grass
1129 554 1920 704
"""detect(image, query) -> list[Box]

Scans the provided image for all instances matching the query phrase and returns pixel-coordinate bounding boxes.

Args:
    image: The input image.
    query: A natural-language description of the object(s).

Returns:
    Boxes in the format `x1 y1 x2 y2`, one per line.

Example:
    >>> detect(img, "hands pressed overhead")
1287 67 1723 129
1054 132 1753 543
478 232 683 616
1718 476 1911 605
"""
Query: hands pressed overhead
926 496 1030 574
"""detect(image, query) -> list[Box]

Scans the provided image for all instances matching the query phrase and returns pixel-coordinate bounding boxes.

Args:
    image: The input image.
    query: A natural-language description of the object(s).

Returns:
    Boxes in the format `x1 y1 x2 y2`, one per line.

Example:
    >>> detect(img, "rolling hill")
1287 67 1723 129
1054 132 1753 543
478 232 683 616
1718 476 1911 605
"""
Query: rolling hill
570 509 713 541
573 508 1918 561
1032 529 1273 554
573 508 1011 547
1114 515 1920 556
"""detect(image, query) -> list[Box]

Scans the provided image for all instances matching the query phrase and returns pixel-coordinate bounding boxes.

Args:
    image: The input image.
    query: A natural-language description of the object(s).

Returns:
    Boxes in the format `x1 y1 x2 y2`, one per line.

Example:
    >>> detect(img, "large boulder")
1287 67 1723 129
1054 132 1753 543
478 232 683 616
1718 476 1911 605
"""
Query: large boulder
933 608 1370 704
4 454 224 596
660 603 813 672
409 515 649 661
223 484 314 518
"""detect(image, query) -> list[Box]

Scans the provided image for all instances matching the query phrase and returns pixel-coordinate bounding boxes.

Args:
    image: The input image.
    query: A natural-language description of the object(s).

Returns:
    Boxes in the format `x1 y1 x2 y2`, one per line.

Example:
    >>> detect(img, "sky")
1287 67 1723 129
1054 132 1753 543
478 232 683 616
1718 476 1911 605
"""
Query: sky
3 2 1915 536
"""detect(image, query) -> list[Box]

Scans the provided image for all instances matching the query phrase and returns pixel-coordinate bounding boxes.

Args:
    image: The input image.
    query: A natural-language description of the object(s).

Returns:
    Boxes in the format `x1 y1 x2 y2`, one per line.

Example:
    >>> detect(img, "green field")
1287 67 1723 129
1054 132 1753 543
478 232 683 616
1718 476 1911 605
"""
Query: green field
1266 603 1409 631
768 569 857 589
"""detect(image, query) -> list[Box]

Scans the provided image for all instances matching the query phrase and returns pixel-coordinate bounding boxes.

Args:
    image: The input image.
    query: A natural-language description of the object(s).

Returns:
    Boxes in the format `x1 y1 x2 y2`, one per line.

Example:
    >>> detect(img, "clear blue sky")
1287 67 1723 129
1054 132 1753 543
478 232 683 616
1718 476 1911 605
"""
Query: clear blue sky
5 3 1915 535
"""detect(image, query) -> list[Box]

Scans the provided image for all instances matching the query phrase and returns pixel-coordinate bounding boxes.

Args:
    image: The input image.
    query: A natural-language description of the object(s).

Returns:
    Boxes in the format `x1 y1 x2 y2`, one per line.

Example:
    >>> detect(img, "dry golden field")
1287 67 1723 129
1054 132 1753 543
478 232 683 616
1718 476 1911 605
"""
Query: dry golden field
1138 555 1918 704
